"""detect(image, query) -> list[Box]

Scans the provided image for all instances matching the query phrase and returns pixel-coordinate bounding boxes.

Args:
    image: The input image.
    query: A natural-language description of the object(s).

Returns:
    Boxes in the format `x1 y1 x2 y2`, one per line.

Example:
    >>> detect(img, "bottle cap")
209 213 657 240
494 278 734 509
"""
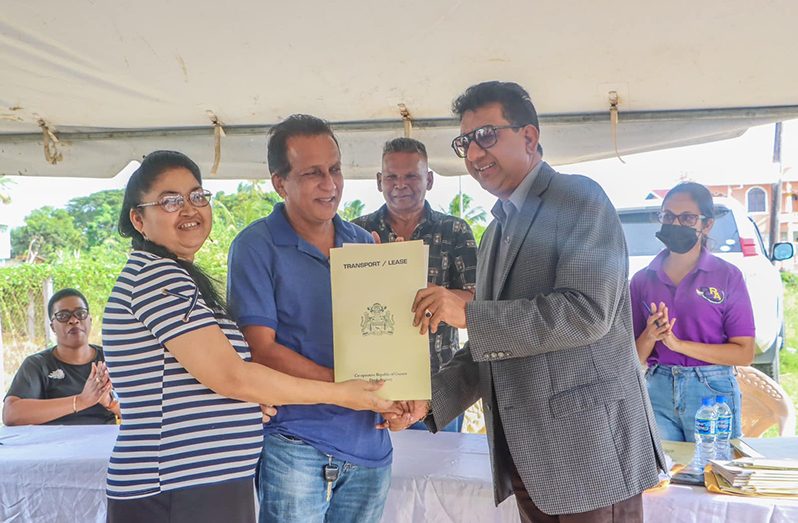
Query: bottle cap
716 395 727 403
702 397 714 406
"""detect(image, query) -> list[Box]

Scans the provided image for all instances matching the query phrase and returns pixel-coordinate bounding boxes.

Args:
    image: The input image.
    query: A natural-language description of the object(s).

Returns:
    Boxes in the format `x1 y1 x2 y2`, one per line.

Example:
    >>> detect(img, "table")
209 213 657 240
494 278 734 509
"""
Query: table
2 426 797 523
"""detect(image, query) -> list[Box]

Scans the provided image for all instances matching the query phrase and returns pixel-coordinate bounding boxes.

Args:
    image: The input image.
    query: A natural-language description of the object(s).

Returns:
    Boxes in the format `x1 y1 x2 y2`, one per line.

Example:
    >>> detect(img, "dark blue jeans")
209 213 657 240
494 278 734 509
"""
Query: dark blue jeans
256 432 391 523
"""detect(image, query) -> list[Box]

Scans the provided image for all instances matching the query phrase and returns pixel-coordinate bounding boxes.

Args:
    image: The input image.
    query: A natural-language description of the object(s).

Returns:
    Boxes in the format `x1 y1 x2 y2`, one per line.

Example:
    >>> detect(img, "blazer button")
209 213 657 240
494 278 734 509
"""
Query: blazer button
496 351 505 358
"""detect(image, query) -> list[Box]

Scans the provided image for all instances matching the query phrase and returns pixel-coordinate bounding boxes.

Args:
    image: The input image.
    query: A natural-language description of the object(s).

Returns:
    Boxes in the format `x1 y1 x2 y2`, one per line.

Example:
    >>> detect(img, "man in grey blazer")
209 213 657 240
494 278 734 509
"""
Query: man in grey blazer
404 81 666 521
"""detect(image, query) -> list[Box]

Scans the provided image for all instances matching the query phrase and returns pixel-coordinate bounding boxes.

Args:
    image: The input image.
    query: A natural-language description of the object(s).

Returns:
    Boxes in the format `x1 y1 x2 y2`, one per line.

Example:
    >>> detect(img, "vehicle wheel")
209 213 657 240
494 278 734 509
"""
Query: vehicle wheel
752 323 785 382
752 359 779 382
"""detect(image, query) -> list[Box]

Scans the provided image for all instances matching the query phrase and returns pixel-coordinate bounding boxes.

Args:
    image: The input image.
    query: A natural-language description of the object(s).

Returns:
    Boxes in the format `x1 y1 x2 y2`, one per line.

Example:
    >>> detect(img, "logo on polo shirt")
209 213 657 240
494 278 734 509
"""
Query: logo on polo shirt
696 286 725 304
48 369 65 379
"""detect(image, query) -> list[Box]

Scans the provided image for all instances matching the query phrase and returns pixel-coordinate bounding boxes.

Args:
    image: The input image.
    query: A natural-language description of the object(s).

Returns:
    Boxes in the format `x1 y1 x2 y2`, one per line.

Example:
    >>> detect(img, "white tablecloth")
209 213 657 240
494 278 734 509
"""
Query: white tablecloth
2 426 797 522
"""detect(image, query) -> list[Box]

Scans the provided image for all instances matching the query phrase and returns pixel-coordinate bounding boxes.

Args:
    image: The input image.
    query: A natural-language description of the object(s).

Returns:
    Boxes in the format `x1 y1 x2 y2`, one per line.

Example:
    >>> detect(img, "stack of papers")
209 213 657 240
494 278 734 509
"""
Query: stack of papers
707 458 798 497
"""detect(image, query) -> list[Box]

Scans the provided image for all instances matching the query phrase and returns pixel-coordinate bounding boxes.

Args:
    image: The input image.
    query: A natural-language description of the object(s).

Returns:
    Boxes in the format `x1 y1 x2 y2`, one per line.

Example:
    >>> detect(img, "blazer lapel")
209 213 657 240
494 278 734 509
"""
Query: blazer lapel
493 163 557 299
477 221 500 301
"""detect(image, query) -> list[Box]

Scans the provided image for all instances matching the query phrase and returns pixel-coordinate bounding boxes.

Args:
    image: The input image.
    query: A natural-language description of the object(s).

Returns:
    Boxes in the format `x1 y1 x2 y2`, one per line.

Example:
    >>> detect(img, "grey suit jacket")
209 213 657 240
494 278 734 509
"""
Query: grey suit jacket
429 163 666 515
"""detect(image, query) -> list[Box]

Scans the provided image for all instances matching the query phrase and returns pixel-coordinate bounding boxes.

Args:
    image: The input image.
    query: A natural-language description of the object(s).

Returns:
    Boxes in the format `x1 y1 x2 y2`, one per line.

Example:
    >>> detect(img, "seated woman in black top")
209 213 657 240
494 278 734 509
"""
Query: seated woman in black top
2 288 119 425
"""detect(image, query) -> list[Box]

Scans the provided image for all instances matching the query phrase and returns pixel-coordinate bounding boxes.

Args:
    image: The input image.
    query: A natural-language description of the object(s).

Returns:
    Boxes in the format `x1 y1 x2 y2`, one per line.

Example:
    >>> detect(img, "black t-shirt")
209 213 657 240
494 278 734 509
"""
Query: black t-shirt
4 345 116 425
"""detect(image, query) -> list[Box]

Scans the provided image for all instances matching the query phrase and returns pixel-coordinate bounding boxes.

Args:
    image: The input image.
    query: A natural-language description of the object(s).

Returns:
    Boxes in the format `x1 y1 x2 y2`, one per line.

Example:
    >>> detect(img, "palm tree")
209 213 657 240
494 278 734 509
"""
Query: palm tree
446 193 488 244
448 193 486 225
339 199 366 221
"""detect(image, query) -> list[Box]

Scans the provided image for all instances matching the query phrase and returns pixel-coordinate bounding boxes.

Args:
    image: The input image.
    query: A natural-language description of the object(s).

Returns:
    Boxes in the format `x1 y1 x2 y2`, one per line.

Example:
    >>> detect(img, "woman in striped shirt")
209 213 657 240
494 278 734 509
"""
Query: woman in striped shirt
103 150 398 523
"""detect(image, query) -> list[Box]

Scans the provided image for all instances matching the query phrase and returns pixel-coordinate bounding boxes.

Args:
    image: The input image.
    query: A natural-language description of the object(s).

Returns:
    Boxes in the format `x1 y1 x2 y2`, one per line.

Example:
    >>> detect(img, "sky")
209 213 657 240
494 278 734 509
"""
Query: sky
1 120 796 229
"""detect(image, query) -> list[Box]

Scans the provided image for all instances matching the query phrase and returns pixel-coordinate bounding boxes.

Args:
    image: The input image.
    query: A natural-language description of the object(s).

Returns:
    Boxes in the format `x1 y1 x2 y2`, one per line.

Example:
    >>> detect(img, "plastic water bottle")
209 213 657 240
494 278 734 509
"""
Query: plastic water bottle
714 395 733 461
692 397 717 470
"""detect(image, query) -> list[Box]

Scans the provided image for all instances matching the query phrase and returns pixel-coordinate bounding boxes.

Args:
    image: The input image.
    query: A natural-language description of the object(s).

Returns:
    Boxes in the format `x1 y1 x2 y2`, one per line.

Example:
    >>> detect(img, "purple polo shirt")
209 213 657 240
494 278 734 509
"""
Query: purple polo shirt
630 248 755 367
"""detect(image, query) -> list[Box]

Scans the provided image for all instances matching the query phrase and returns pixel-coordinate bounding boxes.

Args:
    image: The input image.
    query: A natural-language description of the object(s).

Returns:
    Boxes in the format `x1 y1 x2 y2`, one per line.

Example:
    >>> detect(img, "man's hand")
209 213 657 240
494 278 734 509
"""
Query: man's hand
370 231 404 244
261 404 278 423
412 284 467 335
376 400 430 431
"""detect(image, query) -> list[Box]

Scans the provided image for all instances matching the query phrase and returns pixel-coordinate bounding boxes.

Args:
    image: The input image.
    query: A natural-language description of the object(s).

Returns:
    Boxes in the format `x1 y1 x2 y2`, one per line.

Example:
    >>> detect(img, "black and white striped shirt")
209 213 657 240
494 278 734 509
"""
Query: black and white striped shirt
102 251 263 499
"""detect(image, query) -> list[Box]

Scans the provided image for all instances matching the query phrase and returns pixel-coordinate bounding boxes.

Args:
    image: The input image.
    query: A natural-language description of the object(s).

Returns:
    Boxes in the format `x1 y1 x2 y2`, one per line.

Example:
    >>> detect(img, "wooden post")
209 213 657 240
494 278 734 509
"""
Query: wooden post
27 290 36 342
43 277 54 345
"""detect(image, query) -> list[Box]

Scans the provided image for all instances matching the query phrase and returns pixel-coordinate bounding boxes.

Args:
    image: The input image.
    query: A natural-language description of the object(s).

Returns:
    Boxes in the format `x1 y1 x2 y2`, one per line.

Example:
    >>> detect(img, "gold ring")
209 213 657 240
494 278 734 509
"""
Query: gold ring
95 377 101 384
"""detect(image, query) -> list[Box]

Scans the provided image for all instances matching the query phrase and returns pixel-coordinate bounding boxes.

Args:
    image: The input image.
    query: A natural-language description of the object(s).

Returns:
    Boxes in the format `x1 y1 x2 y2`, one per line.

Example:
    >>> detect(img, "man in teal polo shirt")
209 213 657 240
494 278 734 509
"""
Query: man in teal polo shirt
227 114 392 523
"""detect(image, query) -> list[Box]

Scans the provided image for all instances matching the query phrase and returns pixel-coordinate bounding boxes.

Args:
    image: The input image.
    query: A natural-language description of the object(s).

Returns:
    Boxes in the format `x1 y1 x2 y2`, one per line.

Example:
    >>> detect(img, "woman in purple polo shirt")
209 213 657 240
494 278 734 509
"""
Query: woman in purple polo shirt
630 182 755 442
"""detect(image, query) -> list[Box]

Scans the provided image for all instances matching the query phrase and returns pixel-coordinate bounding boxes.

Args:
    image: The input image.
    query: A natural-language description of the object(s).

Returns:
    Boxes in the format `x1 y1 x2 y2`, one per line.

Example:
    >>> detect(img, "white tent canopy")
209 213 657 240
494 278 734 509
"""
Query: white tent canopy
2 1 797 179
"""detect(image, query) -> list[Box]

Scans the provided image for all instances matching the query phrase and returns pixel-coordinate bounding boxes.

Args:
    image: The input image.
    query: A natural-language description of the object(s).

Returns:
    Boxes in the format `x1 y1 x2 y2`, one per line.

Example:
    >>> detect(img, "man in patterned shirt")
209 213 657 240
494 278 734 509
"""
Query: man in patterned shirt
352 137 478 432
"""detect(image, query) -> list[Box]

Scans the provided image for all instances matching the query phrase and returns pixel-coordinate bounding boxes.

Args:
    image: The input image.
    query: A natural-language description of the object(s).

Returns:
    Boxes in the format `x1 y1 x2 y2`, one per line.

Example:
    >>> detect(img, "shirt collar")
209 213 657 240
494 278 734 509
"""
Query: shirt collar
694 247 719 272
268 202 355 251
379 200 435 220
377 200 437 235
491 161 543 221
647 246 718 285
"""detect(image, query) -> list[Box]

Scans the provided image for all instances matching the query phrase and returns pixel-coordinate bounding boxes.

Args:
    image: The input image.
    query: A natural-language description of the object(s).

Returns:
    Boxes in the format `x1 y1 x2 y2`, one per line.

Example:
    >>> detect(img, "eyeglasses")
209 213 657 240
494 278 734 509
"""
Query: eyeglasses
451 125 525 158
137 189 212 213
52 308 89 323
657 210 707 227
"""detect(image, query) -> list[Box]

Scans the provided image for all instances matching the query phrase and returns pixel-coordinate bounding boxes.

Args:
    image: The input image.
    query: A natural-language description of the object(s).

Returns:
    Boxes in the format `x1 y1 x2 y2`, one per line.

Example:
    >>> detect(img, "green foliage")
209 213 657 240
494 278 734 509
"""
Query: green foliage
1 182 283 347
66 189 125 250
213 181 281 230
448 193 487 225
338 200 365 221
444 193 487 244
10 207 84 261
779 276 798 435
0 246 127 346
781 271 798 289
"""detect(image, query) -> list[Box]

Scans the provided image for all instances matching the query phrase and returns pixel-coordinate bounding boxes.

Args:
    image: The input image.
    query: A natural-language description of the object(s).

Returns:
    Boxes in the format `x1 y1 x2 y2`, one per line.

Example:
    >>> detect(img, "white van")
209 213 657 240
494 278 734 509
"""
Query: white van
617 197 794 380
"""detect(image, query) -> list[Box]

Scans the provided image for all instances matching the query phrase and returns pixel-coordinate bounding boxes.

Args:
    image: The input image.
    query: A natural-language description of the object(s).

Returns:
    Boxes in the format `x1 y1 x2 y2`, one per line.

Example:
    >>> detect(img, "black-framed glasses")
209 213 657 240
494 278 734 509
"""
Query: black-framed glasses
657 210 706 227
52 308 89 323
451 125 524 158
137 189 212 213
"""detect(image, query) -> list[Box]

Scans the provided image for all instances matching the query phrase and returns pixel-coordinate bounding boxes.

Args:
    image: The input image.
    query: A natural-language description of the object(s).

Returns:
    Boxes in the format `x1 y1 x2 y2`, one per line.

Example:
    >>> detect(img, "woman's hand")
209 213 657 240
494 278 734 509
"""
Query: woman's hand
642 302 671 342
660 318 683 353
333 379 398 413
376 400 430 431
78 362 112 410
261 405 277 423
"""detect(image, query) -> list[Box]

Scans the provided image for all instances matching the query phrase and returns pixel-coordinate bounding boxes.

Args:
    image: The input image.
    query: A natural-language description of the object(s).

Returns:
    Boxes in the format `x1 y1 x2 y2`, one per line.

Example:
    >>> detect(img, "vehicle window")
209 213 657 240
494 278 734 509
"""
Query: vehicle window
618 206 741 255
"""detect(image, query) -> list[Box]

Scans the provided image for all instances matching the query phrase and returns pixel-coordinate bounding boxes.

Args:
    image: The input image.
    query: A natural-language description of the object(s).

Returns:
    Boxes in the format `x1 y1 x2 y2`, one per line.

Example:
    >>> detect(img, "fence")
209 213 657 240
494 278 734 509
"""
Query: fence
1 254 124 393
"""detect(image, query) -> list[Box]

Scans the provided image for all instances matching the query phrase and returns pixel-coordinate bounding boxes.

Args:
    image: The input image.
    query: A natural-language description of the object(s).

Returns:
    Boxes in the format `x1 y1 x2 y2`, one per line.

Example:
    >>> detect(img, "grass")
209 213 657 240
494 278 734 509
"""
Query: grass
776 274 798 436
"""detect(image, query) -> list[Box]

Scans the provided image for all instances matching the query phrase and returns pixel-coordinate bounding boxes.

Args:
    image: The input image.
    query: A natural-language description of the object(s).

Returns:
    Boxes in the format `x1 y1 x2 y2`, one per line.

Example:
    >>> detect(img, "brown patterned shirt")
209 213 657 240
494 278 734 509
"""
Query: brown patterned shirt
352 202 478 373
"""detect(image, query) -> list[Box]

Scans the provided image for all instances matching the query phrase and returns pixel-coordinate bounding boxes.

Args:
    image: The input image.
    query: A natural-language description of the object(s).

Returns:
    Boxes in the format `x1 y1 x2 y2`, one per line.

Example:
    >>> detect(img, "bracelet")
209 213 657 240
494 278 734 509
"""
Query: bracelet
72 395 78 414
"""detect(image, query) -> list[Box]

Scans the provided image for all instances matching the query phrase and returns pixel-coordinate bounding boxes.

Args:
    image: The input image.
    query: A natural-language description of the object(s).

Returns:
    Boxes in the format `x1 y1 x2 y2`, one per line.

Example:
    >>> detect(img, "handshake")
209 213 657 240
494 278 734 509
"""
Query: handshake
375 400 431 431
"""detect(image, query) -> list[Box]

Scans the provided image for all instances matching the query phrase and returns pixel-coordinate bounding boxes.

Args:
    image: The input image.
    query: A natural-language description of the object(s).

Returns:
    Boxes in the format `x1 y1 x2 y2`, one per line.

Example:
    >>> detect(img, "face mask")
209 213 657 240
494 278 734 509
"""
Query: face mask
656 224 699 254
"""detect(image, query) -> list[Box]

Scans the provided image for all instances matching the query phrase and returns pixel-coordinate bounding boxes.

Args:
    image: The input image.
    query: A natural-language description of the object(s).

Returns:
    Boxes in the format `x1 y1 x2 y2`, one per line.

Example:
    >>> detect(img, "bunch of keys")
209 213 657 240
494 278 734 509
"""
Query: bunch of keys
323 462 339 502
